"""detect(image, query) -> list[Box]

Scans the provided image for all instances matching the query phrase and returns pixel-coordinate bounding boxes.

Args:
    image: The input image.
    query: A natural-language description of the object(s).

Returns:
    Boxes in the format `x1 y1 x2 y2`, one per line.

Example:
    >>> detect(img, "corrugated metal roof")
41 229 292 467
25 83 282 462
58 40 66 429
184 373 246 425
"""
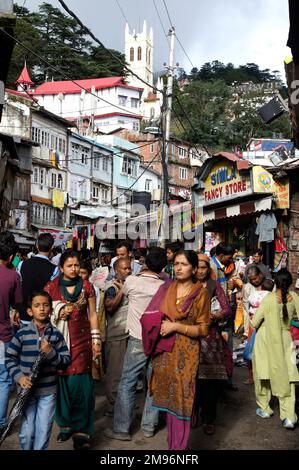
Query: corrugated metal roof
33 77 143 95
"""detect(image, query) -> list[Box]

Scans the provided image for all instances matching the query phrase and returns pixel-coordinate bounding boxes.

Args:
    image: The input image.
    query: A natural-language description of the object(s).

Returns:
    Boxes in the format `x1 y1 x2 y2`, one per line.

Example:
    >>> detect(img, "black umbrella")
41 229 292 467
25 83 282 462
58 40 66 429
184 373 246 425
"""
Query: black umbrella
0 326 53 446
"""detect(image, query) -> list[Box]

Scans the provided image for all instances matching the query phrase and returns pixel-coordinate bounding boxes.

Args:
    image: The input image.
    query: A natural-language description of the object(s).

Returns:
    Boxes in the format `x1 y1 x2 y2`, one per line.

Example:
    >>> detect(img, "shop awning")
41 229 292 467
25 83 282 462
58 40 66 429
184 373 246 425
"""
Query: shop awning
203 196 272 222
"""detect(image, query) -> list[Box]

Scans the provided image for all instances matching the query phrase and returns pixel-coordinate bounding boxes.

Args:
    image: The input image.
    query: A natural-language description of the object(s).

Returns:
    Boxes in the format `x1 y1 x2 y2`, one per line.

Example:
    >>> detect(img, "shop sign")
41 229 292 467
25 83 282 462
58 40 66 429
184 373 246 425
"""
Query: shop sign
204 161 251 205
252 166 274 193
252 166 289 209
273 178 289 209
38 228 72 244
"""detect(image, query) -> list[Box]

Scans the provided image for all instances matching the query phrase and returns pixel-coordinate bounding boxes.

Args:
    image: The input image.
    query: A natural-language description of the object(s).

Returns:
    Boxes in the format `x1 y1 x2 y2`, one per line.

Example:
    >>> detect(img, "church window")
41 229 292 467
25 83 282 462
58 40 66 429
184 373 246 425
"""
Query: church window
130 47 134 62
138 47 142 61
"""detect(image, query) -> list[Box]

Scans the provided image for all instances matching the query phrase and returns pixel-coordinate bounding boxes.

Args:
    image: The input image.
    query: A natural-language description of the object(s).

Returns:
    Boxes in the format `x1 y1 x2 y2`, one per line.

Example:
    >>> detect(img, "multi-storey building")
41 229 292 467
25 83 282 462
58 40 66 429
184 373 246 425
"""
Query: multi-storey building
31 77 143 135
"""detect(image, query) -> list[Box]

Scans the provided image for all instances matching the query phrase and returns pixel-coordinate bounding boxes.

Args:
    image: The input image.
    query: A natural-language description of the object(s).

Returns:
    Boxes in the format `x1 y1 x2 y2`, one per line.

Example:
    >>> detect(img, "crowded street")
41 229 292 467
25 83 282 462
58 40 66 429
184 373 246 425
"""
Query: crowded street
1 0 299 455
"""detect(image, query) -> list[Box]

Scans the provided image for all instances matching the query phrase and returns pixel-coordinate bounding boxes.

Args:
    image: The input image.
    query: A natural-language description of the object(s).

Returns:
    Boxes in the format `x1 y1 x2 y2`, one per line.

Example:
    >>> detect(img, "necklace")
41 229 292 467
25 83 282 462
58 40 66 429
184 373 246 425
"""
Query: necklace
176 284 193 305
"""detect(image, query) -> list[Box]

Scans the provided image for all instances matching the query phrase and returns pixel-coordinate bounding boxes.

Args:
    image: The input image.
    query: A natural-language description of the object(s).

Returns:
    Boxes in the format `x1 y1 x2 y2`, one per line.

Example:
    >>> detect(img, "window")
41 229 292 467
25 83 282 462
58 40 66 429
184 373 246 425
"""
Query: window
70 180 77 198
130 47 134 62
51 135 55 149
71 143 79 162
92 185 100 201
122 157 137 177
81 147 89 165
31 127 41 144
102 156 109 172
80 180 87 200
40 168 45 186
58 174 63 190
102 187 108 203
179 167 187 179
150 144 154 154
58 138 62 153
118 95 127 106
131 98 139 108
145 179 152 191
150 107 155 119
179 147 187 158
51 173 57 188
133 121 139 131
93 153 100 170
171 145 176 157
33 167 38 184
62 139 66 154
138 46 142 61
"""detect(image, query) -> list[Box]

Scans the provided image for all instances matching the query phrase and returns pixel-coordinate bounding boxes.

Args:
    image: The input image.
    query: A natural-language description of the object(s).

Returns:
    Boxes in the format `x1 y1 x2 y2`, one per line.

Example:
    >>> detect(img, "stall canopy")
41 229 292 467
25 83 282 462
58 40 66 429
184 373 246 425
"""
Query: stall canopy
203 196 273 222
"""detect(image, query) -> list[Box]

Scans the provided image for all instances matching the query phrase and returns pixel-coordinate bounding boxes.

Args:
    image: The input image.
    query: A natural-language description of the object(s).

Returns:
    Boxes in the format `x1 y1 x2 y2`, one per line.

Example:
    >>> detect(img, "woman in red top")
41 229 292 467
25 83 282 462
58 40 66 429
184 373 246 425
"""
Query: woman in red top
45 250 101 450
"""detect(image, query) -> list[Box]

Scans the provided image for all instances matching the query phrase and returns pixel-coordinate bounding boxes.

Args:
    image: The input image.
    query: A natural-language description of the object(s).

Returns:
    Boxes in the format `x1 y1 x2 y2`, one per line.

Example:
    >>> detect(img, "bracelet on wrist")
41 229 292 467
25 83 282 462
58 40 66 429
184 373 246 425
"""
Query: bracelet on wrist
92 339 101 345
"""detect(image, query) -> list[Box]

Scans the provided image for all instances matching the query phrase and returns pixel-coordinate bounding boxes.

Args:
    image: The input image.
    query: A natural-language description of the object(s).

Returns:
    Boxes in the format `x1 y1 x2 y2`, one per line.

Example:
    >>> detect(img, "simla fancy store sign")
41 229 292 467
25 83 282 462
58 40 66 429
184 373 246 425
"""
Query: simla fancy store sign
202 161 289 209
203 161 252 205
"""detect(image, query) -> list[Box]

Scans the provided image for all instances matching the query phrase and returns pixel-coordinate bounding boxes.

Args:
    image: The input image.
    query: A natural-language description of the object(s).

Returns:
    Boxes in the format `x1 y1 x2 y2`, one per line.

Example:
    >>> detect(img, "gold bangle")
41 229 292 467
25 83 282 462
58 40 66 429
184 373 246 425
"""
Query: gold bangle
92 339 101 345
185 325 188 335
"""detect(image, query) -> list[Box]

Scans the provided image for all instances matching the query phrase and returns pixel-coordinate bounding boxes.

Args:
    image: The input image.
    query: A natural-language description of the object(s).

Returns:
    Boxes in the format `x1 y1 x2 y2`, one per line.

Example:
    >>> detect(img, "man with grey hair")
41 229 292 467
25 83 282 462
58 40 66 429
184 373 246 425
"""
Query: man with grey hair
104 257 132 416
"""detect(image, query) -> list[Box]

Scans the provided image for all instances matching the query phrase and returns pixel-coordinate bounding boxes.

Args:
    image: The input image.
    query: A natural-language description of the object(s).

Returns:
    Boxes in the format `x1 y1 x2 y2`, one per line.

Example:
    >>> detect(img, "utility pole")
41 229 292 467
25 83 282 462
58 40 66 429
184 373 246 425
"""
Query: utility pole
158 26 176 248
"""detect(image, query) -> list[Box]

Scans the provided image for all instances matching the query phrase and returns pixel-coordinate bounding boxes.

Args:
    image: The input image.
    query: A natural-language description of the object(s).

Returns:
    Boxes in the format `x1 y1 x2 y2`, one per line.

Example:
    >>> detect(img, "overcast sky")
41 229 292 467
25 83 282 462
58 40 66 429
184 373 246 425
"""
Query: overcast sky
15 0 291 79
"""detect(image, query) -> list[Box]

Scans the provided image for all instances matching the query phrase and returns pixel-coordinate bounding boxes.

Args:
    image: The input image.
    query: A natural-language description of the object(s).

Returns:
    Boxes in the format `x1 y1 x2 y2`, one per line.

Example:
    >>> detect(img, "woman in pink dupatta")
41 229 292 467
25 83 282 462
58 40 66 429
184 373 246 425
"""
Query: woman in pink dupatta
144 250 210 450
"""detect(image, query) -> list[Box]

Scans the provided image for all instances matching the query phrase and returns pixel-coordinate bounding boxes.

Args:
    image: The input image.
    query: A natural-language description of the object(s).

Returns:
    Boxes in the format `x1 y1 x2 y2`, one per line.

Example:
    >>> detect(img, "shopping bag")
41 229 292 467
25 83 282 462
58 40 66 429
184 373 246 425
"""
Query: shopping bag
243 329 256 361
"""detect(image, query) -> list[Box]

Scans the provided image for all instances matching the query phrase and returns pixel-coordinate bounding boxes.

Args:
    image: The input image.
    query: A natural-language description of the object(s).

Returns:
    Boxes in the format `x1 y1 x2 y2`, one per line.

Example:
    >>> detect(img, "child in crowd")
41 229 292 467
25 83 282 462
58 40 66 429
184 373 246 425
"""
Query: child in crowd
244 279 274 384
248 279 274 320
5 291 70 450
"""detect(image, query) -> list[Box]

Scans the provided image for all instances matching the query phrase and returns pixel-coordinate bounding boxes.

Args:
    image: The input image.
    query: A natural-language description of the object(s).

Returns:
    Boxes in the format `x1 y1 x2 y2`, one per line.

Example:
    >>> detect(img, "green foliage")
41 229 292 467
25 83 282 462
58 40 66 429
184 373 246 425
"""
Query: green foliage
8 2 127 87
174 61 290 151
187 60 284 86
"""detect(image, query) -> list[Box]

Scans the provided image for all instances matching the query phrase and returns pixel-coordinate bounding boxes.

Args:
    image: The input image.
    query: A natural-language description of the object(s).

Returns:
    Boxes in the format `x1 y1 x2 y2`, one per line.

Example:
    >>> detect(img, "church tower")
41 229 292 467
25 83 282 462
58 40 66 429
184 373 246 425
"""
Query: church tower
125 20 153 99
125 21 162 122
16 63 34 93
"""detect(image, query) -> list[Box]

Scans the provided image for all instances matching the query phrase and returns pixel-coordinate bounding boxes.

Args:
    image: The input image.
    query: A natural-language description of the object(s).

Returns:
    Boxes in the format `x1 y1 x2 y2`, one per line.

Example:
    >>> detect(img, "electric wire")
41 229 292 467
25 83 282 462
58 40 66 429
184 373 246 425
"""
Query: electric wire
1 28 147 119
152 0 170 47
57 0 164 95
115 0 132 29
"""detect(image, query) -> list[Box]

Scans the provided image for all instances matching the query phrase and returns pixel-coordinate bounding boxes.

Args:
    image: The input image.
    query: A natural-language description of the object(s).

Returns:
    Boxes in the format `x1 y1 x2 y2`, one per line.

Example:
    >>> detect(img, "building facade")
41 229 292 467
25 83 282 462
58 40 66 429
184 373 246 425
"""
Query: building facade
31 77 143 134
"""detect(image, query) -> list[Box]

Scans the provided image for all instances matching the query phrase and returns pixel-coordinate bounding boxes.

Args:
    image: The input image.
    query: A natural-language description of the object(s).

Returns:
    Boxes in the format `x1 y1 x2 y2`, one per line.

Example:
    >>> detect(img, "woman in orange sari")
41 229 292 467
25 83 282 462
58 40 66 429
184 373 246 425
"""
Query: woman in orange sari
149 250 210 450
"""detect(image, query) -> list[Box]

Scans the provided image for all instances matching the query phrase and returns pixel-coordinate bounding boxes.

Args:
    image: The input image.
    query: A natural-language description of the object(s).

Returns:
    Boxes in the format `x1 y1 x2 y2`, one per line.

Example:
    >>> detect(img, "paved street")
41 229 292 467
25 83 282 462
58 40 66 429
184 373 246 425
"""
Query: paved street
1 366 298 451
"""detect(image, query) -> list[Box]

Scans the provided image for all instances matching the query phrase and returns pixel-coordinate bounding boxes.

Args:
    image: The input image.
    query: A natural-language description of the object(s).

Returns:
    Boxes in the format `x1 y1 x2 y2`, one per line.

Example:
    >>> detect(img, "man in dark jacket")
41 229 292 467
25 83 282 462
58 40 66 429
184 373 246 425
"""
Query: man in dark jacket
19 233 58 325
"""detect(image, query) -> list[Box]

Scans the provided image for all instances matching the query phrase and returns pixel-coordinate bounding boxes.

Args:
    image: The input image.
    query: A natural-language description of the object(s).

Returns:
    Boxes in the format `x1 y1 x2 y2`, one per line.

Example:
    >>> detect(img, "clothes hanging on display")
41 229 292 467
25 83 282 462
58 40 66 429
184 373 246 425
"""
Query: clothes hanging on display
255 212 277 243
71 225 95 252
261 241 275 270
247 218 259 254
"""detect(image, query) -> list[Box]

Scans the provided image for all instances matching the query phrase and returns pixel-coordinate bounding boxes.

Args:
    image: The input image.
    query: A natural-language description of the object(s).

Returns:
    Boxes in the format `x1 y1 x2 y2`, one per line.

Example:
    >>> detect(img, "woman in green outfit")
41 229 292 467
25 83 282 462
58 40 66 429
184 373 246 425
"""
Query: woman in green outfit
45 250 101 449
251 268 299 429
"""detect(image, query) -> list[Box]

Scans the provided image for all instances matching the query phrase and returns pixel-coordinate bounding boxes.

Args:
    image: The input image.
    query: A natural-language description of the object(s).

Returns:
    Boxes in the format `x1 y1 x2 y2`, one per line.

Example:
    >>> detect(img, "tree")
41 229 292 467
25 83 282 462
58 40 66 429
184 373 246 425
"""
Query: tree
8 2 127 87
173 79 232 149
7 4 42 87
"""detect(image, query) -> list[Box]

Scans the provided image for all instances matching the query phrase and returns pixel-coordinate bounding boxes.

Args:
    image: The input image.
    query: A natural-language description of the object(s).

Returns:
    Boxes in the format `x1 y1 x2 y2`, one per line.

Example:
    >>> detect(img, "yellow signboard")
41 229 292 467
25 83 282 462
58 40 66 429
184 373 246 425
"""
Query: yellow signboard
204 161 251 206
274 178 290 209
252 166 289 209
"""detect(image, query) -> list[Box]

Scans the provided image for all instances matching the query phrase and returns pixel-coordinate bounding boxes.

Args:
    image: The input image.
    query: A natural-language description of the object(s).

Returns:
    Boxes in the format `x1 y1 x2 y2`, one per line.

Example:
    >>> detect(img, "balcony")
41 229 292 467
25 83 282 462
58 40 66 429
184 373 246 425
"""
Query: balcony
31 216 64 228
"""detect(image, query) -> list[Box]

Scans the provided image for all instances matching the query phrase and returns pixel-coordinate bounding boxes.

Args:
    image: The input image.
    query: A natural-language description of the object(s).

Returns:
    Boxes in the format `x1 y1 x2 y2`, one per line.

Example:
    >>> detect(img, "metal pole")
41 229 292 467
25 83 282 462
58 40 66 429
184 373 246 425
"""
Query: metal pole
158 26 175 248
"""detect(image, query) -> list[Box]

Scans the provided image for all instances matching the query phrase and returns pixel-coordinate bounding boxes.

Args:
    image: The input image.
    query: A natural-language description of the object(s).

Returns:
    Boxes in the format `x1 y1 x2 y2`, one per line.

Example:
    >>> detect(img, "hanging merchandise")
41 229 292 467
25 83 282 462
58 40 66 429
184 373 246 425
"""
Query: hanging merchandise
273 235 288 272
255 212 277 243
90 225 95 250
87 225 91 250
247 217 259 254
